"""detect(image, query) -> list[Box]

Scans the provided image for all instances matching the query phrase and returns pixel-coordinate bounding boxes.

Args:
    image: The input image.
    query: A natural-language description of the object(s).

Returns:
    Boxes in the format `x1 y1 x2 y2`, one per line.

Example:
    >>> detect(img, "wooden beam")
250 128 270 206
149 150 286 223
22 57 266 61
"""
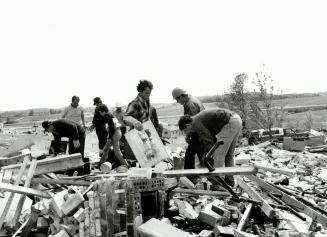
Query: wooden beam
235 175 275 218
163 166 257 178
2 153 83 175
237 203 253 231
252 163 295 177
171 188 231 197
0 182 50 199
0 155 30 229
11 158 37 227
0 153 31 167
32 178 91 186
246 175 327 228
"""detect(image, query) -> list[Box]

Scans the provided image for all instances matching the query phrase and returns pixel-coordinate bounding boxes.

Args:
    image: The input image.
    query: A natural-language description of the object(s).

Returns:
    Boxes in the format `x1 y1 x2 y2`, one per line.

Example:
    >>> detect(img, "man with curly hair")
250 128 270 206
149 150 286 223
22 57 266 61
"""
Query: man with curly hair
124 80 162 134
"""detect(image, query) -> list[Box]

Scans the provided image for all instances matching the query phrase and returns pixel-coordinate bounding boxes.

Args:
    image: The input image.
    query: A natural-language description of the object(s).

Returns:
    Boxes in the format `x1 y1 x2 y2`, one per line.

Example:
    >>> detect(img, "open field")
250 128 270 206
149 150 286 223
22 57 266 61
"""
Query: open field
1 94 327 158
156 95 327 131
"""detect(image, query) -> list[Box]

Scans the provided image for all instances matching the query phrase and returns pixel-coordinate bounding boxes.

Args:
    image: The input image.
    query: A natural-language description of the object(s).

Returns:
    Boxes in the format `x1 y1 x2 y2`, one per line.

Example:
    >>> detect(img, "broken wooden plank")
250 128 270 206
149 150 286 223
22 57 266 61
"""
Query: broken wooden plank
163 166 256 178
171 188 230 197
252 163 295 177
246 174 327 228
237 203 253 231
11 158 37 228
0 155 30 229
0 139 34 158
235 175 275 218
0 152 31 167
0 182 50 198
31 177 91 186
2 153 83 175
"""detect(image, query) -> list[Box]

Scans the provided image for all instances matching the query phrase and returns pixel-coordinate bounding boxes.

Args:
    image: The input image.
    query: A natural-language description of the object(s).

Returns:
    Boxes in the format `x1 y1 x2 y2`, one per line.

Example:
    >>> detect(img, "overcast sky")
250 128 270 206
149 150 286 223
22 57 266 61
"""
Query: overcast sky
0 0 326 111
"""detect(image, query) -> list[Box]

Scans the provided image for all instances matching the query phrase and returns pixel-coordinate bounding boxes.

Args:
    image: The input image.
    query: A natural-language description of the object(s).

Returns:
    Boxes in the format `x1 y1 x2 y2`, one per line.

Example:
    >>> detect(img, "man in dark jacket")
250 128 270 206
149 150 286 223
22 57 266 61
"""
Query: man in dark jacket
178 108 242 186
42 119 86 159
90 97 108 157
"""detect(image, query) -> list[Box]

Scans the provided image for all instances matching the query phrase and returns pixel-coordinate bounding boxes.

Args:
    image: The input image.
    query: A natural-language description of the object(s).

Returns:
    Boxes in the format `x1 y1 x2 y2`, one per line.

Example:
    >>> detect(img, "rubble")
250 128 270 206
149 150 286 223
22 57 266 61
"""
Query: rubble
0 128 327 236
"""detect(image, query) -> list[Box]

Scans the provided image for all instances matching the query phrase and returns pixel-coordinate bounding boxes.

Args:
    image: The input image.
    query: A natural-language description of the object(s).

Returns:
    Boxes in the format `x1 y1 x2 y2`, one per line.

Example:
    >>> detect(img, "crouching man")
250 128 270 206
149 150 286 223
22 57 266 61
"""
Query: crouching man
178 108 242 186
42 119 87 174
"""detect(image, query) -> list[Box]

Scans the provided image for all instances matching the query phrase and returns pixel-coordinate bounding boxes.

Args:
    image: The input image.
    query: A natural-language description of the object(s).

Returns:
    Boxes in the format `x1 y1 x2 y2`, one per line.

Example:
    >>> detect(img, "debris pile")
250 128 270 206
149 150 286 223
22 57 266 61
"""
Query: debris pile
1 134 327 236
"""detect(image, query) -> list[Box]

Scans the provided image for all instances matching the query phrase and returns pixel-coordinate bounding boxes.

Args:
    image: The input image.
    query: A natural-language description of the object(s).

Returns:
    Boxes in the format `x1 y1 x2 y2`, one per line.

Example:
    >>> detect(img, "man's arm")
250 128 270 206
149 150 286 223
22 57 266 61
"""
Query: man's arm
123 103 143 130
81 109 86 128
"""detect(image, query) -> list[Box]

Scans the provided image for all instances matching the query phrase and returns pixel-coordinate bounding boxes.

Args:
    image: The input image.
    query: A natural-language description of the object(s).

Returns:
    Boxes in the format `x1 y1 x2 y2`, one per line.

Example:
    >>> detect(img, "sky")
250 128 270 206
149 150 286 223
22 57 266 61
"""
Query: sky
1 0 327 111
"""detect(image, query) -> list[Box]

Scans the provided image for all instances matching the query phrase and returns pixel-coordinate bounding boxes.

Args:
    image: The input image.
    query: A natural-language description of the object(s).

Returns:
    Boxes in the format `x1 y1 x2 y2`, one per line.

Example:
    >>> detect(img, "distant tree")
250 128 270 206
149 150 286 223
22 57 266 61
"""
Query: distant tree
303 111 313 130
249 66 285 140
49 109 62 114
227 72 249 128
28 109 34 116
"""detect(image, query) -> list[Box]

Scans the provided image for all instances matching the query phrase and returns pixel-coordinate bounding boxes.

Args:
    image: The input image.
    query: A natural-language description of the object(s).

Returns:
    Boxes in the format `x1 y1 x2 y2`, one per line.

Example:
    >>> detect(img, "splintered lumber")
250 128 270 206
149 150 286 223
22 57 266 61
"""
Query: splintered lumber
11 158 37 228
0 139 34 158
235 175 275 218
163 166 256 178
0 155 30 229
0 152 31 167
252 163 295 177
21 206 39 237
2 153 83 175
237 203 253 231
0 182 50 198
171 188 231 197
31 177 91 186
246 174 327 228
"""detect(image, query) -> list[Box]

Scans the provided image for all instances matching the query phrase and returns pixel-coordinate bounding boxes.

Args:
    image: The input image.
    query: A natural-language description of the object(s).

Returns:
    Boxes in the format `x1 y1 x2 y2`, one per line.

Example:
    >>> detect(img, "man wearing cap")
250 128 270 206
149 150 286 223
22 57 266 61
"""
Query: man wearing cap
178 108 242 186
42 119 86 160
62 95 86 129
172 87 205 169
90 97 108 157
172 87 205 116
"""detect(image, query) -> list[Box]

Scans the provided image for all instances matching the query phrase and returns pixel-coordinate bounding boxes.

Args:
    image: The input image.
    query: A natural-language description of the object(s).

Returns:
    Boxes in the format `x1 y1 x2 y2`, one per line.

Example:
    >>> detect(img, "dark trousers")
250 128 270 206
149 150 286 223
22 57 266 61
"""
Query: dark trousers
184 133 204 169
68 131 86 159
96 129 108 150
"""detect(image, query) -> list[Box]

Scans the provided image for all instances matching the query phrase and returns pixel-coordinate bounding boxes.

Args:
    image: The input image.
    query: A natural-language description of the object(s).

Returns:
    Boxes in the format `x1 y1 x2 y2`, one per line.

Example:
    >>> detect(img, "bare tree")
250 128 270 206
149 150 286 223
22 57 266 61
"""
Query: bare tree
228 73 249 128
249 67 285 140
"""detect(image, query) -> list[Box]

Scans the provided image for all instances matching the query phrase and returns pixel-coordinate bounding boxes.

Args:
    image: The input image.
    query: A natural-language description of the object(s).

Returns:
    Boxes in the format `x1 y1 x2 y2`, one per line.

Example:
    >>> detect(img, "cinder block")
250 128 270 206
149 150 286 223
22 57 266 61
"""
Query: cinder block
137 218 193 237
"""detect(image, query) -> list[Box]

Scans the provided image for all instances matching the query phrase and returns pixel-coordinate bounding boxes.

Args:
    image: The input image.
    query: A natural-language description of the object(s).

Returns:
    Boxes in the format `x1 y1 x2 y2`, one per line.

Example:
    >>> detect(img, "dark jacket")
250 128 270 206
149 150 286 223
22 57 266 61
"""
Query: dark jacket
191 109 232 155
51 119 85 141
92 104 107 132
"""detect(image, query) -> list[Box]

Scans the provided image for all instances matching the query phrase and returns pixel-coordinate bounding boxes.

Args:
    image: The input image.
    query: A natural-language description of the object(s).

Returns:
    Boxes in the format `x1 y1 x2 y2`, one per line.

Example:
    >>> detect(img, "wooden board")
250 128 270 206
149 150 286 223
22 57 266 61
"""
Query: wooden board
235 175 275 218
0 182 50 198
0 139 34 158
163 166 257 178
0 153 31 167
2 153 83 176
124 120 169 167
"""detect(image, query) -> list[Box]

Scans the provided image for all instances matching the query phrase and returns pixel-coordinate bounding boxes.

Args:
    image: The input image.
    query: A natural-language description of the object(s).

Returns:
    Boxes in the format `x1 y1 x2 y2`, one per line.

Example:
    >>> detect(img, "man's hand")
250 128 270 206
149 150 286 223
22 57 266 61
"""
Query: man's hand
134 121 143 131
73 139 80 148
